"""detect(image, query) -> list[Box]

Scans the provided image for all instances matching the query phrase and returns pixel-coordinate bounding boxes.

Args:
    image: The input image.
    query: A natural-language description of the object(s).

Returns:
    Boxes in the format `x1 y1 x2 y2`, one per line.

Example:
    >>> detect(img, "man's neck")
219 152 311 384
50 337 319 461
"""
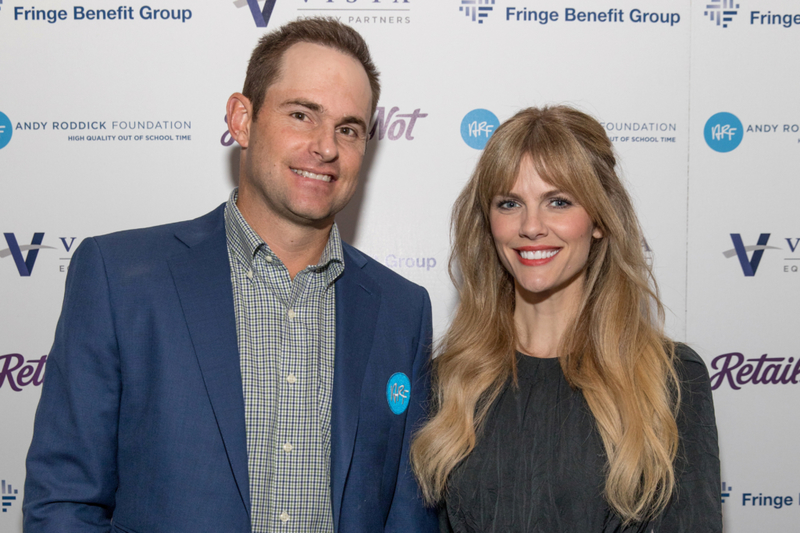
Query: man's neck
237 199 331 280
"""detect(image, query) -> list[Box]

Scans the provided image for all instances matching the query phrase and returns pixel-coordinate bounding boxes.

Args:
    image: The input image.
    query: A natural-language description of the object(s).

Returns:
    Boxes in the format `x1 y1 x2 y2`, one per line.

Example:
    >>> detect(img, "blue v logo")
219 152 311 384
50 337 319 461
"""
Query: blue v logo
724 233 778 277
244 0 277 27
1 233 55 277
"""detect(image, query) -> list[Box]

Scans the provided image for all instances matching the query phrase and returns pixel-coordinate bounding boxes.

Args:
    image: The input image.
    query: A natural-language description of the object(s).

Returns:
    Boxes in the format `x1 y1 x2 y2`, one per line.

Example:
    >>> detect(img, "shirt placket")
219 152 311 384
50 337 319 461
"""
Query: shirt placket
248 251 282 533
226 197 338 533
271 267 311 530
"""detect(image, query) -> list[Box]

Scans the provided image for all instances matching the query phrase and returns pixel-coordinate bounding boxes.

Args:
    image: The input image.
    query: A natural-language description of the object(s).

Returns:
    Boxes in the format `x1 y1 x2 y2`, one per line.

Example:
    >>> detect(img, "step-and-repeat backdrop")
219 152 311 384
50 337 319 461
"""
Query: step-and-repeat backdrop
2 0 797 530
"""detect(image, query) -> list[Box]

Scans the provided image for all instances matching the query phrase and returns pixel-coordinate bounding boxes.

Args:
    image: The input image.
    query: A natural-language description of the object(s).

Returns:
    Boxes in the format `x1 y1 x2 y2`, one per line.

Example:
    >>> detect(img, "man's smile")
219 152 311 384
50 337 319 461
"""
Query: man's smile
291 167 335 182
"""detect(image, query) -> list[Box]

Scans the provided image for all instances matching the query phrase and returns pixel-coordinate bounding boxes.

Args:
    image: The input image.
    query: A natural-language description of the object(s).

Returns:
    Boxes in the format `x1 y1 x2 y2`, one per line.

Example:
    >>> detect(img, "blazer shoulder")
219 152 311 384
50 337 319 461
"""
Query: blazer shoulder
343 242 429 300
88 203 226 259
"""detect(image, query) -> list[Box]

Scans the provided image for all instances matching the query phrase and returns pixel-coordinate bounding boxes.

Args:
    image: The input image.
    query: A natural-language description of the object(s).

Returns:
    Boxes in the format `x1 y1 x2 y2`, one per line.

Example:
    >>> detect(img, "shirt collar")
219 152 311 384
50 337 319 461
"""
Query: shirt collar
224 189 345 283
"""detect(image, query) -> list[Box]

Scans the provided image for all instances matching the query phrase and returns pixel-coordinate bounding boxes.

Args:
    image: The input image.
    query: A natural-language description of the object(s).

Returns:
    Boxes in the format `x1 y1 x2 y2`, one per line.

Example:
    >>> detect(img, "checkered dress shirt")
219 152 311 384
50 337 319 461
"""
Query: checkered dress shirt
225 191 342 533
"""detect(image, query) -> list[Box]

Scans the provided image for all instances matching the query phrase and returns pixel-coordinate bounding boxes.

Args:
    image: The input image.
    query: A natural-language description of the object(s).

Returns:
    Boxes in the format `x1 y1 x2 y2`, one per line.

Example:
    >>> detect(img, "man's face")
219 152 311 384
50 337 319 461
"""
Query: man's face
238 42 373 230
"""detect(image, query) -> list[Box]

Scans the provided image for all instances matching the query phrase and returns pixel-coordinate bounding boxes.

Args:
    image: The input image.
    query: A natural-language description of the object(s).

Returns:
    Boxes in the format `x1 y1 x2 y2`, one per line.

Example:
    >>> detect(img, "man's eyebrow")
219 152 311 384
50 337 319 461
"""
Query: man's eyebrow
339 115 368 132
281 99 368 133
281 99 323 113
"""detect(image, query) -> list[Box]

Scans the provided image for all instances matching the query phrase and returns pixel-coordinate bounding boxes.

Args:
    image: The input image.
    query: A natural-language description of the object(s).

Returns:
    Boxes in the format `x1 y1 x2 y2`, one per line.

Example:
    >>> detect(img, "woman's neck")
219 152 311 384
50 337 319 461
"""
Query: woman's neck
513 281 583 359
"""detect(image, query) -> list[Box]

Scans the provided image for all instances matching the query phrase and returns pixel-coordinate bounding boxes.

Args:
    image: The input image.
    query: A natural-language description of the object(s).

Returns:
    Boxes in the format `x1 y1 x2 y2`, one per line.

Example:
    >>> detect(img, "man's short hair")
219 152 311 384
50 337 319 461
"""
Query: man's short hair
243 17 381 121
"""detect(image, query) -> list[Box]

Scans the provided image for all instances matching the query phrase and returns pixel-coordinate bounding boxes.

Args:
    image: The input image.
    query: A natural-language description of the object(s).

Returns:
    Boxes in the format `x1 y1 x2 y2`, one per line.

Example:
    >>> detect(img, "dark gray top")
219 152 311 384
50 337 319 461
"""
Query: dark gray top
441 344 722 533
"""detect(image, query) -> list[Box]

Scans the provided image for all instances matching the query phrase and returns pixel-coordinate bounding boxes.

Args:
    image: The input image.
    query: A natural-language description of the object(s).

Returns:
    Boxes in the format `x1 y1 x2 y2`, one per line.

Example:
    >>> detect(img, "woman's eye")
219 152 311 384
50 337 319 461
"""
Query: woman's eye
497 199 519 209
550 198 572 208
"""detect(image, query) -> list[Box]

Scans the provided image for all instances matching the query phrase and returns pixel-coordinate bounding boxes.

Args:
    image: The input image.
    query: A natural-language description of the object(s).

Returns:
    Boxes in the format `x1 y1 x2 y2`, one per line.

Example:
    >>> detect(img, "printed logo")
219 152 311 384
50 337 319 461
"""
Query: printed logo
718 480 798 508
704 112 743 152
709 351 799 390
1 233 56 277
221 107 428 147
221 114 234 147
461 108 499 149
721 482 732 503
384 255 437 270
704 0 739 27
0 354 48 391
292 0 411 25
459 0 494 24
742 491 795 509
723 233 779 276
0 112 12 150
386 372 410 414
234 0 277 28
370 107 428 141
1 480 18 513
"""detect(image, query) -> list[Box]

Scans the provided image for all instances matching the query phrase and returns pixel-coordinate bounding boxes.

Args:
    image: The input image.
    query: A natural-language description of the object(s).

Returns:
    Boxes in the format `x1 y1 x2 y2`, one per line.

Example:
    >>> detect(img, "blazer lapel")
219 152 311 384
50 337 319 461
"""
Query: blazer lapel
168 207 250 518
330 245 382 530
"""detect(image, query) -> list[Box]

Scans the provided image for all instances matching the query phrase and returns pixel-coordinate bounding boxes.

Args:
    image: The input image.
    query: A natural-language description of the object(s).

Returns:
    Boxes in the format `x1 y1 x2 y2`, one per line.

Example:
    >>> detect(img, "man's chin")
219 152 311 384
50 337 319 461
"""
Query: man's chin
286 207 337 229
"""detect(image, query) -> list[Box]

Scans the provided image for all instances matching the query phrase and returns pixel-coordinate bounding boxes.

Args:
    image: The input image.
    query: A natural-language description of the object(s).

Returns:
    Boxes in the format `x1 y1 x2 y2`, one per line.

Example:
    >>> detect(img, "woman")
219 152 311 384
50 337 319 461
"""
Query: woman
410 106 721 532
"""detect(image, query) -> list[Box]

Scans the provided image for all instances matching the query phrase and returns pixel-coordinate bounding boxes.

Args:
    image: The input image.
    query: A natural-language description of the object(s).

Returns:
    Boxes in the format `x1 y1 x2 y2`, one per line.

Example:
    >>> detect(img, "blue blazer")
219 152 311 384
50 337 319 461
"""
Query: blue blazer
24 204 437 533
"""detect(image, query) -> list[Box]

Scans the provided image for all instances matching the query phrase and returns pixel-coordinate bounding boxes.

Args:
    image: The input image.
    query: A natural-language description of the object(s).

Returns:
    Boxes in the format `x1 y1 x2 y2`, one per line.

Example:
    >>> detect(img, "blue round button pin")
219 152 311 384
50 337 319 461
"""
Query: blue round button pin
386 372 411 415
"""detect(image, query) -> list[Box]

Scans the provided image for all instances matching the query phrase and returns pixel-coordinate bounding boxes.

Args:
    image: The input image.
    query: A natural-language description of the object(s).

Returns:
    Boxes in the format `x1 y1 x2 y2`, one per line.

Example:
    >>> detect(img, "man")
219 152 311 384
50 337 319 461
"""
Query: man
24 18 437 533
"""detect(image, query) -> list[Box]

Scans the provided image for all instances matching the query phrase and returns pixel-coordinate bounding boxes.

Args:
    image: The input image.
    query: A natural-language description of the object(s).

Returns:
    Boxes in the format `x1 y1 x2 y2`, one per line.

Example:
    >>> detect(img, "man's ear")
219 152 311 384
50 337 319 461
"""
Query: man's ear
226 93 253 148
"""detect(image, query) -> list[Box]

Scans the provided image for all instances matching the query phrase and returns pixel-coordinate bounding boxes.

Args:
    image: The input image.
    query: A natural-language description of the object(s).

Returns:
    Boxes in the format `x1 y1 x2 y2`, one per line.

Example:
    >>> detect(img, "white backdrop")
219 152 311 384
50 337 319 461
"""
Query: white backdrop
2 0 798 530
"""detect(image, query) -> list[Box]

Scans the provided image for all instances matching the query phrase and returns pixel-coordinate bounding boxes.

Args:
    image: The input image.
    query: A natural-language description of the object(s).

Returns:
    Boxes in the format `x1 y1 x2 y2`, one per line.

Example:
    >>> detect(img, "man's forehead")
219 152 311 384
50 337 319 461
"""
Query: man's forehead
266 42 372 119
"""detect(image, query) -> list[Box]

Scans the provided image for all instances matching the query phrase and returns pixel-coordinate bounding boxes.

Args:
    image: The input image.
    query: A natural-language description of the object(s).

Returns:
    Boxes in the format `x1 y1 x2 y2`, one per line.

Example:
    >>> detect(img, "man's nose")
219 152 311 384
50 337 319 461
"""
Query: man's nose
312 126 339 162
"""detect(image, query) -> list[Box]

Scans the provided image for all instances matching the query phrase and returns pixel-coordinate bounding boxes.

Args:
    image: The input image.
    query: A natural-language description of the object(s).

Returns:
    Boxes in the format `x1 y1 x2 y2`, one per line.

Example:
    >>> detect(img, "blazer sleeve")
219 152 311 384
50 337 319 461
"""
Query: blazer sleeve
383 289 439 533
24 238 121 531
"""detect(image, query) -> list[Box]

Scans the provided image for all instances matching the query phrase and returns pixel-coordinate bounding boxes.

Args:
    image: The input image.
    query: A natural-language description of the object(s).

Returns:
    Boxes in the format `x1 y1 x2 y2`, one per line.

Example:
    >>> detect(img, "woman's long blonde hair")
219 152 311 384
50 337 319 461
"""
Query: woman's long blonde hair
410 106 679 524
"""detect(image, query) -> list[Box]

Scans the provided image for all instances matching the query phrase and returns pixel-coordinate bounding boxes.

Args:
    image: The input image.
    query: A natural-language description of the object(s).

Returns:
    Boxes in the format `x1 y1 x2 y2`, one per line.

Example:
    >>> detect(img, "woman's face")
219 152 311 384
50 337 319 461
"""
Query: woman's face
489 156 602 302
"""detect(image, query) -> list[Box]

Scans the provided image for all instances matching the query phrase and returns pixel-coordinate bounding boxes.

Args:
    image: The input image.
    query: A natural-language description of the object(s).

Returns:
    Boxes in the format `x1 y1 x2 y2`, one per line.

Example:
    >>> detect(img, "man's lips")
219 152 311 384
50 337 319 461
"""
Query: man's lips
291 168 335 183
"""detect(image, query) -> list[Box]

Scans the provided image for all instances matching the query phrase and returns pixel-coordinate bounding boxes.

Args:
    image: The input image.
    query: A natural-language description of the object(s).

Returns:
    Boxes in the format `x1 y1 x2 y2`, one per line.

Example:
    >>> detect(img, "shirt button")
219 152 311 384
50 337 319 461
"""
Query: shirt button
287 309 296 320
279 511 290 522
283 442 293 452
266 255 274 263
246 269 253 280
287 373 297 384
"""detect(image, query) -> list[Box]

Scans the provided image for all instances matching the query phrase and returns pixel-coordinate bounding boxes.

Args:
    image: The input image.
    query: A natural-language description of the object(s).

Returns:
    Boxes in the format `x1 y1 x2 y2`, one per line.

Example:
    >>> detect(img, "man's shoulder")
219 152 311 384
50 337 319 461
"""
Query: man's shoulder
88 203 226 256
342 242 429 300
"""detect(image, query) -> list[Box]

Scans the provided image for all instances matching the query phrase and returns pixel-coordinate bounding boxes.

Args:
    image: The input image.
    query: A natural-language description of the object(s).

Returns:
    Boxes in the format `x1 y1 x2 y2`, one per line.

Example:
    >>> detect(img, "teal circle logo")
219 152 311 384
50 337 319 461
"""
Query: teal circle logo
0 112 13 150
704 112 743 152
386 372 410 415
460 108 499 150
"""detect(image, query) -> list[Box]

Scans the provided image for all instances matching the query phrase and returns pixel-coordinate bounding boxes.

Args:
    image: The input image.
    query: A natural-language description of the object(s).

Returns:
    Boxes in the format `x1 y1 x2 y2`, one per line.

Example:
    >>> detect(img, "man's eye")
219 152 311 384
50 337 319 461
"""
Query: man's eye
291 112 307 121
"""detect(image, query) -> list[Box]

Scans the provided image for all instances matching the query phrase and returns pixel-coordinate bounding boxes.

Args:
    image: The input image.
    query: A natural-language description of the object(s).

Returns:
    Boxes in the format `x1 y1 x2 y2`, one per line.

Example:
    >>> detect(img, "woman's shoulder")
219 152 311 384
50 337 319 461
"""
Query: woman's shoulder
673 342 703 364
672 343 710 383
671 344 717 429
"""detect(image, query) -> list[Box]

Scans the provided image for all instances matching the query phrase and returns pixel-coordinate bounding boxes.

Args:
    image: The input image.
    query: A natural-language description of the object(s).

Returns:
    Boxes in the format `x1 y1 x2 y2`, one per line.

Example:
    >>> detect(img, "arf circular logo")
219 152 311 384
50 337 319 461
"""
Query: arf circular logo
0 112 13 150
461 108 499 150
386 372 410 415
704 112 743 152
